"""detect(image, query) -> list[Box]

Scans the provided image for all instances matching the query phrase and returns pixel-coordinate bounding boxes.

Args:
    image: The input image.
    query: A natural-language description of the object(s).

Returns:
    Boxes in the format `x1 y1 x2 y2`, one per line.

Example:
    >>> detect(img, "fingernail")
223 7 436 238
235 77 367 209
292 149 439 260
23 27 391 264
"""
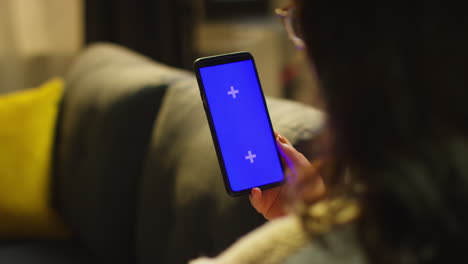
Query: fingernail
277 134 287 144
251 188 260 197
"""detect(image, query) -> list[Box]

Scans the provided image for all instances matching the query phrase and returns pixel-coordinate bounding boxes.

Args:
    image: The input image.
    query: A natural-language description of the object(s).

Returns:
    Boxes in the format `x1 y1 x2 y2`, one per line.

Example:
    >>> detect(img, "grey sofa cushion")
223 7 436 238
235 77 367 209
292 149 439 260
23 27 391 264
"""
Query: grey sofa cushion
137 69 325 264
55 44 183 263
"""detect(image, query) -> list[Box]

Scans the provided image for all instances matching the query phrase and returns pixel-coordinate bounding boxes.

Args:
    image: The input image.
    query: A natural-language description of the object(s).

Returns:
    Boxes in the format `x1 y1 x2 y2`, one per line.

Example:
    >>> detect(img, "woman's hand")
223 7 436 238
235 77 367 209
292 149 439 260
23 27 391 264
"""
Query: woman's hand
249 132 325 220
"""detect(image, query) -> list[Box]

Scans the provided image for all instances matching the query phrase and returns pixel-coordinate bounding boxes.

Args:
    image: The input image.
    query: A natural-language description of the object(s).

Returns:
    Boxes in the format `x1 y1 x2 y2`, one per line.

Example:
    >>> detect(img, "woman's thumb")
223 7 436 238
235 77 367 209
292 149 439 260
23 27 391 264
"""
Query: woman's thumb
276 134 310 172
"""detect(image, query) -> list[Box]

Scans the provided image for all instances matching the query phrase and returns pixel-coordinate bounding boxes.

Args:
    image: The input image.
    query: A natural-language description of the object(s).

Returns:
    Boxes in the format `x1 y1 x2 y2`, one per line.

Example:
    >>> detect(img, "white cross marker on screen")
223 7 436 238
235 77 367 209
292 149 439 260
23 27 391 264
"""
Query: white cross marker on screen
227 86 239 99
245 150 257 163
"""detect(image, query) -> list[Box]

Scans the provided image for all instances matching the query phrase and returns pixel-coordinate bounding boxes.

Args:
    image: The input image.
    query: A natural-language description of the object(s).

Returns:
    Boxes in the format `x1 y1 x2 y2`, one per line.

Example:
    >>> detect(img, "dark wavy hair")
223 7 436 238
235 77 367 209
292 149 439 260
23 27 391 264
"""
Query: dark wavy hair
295 1 468 263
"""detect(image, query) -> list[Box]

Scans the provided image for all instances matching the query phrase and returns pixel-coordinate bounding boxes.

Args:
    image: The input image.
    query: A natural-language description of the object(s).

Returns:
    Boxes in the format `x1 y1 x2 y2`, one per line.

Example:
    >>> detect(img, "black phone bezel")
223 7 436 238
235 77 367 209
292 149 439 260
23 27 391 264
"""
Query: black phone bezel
193 51 285 197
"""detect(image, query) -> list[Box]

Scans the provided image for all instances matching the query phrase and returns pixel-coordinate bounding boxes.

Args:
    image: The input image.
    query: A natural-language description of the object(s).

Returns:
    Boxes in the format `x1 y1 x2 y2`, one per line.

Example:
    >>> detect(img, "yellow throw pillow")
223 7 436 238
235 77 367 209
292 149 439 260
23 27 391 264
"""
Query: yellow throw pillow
0 78 69 238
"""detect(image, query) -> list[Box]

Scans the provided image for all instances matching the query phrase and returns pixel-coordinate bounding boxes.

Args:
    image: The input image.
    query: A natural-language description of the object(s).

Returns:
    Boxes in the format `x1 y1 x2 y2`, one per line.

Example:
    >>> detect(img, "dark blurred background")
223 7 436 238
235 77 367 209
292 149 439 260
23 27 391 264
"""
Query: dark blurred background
0 0 321 106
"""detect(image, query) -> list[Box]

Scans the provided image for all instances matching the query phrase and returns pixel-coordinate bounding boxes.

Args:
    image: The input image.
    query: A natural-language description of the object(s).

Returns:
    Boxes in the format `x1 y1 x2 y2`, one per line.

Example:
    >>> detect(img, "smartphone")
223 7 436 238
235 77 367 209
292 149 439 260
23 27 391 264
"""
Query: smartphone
194 52 285 196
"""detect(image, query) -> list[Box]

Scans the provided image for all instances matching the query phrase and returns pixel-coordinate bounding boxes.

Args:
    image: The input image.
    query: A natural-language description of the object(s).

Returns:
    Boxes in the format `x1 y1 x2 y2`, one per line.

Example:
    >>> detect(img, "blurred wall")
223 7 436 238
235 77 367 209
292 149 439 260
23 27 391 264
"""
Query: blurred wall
0 0 83 93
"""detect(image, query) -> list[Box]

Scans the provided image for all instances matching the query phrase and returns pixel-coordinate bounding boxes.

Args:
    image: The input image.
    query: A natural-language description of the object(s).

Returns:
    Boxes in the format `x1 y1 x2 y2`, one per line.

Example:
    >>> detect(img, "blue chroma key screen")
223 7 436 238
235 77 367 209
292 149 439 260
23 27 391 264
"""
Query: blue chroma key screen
199 59 284 192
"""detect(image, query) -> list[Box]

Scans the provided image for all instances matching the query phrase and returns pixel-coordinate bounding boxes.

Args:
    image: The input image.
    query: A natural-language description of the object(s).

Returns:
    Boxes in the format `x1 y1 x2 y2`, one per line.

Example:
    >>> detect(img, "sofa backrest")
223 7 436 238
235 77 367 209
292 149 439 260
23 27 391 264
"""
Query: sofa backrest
55 43 185 263
55 43 325 264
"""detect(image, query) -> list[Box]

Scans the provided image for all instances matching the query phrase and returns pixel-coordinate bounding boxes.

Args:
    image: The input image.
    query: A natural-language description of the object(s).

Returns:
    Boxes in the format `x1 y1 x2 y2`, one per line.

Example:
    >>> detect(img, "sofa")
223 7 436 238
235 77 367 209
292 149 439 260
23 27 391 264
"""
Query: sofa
0 44 324 264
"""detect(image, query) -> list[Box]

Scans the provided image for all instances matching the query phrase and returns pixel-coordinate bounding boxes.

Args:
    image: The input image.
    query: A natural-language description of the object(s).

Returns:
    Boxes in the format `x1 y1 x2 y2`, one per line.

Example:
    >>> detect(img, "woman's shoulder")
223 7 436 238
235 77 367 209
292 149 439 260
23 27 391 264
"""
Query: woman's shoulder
283 224 367 264
190 213 367 264
190 214 310 264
